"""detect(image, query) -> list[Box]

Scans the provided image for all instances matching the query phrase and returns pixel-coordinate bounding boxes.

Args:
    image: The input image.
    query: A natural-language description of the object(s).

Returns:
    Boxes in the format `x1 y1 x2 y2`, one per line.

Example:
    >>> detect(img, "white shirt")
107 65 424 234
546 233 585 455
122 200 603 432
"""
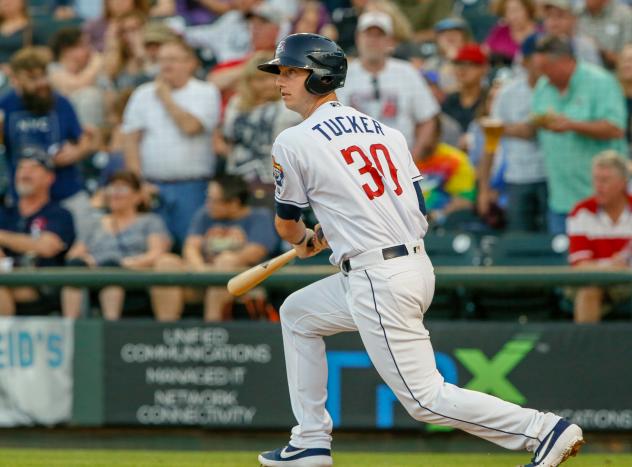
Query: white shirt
272 102 428 264
336 58 439 149
491 76 546 184
122 78 221 180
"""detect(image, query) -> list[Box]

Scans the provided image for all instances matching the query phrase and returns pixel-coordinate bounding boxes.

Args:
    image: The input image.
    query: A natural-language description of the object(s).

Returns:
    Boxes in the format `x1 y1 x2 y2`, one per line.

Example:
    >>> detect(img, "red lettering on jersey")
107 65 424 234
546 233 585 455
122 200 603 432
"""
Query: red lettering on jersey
340 145 384 200
339 144 402 200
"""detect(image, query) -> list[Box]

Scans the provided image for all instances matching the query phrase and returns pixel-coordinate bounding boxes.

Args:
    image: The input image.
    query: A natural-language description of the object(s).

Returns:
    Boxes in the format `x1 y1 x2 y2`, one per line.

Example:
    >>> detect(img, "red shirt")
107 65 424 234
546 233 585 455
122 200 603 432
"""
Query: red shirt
567 195 632 265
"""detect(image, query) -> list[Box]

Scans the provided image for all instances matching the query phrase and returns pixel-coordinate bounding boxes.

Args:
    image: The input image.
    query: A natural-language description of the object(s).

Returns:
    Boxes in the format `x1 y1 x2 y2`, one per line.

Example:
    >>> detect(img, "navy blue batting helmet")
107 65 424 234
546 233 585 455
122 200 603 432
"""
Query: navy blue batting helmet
257 33 347 96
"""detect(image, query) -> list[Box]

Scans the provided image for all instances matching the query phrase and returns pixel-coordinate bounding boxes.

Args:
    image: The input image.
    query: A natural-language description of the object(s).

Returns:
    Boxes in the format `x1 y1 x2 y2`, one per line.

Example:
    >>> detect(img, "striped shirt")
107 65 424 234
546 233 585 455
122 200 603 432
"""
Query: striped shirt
566 195 632 265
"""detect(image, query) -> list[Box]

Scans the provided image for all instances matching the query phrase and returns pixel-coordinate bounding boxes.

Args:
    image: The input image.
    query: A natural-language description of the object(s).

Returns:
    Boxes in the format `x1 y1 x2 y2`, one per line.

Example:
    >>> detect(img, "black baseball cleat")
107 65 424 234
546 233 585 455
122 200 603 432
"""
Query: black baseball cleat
258 444 333 466
522 419 585 467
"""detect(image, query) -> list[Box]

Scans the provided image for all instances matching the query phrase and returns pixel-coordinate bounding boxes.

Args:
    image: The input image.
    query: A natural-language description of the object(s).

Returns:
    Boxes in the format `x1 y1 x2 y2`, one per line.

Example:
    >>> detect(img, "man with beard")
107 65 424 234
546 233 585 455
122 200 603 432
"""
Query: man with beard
0 47 95 238
0 148 75 315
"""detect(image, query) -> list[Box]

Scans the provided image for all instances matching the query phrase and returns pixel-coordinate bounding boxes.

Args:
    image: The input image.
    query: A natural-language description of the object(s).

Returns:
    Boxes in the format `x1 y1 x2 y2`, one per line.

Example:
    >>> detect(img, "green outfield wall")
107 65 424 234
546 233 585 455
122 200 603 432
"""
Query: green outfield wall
72 320 632 432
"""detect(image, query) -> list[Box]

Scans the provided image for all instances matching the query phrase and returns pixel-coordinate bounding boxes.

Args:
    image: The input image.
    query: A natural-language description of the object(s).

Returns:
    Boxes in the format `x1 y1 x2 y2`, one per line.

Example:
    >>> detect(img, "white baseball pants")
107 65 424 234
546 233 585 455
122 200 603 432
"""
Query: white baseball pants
280 243 559 451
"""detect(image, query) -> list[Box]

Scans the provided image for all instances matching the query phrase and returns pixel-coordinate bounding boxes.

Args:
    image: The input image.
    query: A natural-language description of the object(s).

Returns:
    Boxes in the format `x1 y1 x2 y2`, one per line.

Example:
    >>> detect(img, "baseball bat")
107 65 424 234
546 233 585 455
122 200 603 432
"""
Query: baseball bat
226 229 323 297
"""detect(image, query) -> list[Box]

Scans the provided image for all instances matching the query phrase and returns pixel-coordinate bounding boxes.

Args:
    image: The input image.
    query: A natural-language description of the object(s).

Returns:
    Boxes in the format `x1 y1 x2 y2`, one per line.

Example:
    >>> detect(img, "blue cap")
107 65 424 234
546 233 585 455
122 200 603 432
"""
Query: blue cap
521 32 540 58
19 146 55 171
434 17 468 33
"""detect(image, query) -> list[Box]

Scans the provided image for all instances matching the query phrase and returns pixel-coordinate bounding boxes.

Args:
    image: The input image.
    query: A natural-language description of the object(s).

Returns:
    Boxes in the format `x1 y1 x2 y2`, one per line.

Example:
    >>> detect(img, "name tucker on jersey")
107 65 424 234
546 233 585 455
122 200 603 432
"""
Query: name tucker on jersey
311 115 385 141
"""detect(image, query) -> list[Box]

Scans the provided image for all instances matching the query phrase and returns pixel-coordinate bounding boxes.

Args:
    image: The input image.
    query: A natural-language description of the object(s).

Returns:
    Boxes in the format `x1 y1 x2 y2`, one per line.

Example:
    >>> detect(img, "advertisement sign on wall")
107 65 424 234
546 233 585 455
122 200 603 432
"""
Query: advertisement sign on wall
0 317 74 426
103 321 293 427
98 321 632 431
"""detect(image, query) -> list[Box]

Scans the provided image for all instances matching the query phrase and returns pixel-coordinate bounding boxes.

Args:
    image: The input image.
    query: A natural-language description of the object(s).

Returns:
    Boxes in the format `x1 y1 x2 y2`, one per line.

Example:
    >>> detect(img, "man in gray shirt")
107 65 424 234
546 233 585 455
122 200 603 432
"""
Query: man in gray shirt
478 34 548 231
579 0 632 68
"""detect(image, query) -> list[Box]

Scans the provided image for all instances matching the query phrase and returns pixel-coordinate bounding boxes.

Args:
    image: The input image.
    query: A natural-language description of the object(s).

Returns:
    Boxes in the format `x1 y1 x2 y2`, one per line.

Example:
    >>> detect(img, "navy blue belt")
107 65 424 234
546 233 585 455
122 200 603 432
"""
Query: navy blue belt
341 244 410 273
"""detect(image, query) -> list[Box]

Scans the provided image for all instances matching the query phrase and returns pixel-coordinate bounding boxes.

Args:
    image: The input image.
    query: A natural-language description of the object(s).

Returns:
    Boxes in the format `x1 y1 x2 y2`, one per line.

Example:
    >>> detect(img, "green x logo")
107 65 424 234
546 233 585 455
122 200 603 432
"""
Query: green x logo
454 334 538 404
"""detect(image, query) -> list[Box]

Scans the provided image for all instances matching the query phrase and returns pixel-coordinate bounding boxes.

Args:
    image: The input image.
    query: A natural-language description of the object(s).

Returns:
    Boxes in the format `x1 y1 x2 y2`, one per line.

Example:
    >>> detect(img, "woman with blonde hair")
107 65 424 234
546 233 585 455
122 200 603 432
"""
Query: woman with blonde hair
221 51 302 203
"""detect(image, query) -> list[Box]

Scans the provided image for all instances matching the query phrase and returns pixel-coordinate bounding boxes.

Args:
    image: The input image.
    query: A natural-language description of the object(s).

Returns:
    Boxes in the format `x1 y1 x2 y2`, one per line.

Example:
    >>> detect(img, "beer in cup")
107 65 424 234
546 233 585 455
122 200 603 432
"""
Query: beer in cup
480 117 504 154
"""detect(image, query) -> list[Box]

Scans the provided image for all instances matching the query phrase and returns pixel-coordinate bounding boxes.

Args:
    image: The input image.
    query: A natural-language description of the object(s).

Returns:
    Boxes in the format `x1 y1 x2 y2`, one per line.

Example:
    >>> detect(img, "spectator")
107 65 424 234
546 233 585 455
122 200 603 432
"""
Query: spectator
222 52 301 199
291 0 338 39
149 0 175 17
175 0 231 26
0 47 97 238
337 11 439 159
62 170 171 320
415 116 476 226
29 0 76 19
422 70 463 146
531 35 626 234
578 0 632 69
0 150 75 315
567 151 632 323
453 0 499 43
0 0 39 70
442 43 489 133
425 17 469 94
392 0 454 42
541 0 603 66
83 0 150 52
103 10 151 90
206 2 284 95
184 0 259 65
618 43 632 154
152 175 278 321
331 0 366 54
484 0 538 65
122 38 221 245
478 33 547 232
466 78 509 228
48 27 106 128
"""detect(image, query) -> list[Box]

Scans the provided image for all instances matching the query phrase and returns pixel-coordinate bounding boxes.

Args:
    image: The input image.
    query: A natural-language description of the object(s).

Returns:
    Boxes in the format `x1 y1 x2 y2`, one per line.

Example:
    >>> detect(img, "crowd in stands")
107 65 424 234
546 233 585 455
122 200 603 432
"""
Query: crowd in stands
0 0 630 323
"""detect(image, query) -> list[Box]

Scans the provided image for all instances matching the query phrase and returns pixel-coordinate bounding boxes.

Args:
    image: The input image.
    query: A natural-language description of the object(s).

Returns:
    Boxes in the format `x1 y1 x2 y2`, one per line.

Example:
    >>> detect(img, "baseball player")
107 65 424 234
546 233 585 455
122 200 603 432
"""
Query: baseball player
257 33 584 467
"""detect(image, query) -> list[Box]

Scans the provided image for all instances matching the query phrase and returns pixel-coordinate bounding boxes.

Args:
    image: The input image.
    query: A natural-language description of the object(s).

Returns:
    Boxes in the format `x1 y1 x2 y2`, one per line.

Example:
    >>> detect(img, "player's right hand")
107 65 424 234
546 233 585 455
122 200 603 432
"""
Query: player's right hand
293 227 327 259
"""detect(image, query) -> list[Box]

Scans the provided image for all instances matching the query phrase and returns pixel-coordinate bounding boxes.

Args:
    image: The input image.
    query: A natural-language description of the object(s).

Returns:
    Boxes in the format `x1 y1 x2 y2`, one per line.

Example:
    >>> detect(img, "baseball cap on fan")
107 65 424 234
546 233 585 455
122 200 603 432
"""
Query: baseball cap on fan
19 146 54 171
357 11 393 36
453 43 488 65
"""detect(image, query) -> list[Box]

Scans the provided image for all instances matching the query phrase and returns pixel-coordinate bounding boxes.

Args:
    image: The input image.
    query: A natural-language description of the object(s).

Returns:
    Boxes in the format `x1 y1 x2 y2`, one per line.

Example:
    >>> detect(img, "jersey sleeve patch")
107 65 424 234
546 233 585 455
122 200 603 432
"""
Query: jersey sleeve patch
272 155 284 188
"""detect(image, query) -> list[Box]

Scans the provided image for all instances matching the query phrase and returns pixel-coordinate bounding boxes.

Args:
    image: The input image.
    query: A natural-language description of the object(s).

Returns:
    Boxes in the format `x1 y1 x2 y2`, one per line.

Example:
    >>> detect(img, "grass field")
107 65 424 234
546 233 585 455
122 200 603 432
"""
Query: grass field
0 449 629 467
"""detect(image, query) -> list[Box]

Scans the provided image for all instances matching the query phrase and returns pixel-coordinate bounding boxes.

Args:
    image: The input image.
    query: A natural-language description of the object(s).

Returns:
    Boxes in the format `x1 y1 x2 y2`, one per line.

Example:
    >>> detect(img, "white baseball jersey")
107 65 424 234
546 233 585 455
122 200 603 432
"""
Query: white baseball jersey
272 101 428 264
272 104 566 461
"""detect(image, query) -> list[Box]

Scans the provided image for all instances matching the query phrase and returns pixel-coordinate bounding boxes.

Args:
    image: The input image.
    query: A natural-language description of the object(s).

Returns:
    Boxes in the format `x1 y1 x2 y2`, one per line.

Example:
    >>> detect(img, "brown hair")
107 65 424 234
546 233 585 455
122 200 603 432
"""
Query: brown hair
112 10 147 72
10 46 50 73
107 170 142 191
105 0 149 19
493 0 536 20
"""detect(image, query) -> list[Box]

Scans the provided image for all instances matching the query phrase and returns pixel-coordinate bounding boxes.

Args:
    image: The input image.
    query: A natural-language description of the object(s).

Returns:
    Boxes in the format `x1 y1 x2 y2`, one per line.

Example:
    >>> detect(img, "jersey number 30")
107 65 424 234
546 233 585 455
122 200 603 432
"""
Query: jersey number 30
340 144 403 200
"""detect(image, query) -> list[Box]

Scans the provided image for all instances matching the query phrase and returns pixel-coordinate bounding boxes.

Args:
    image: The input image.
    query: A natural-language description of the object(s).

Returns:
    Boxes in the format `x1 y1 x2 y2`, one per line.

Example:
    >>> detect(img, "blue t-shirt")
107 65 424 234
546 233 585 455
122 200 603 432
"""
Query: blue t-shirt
0 90 84 201
0 201 75 267
188 206 278 260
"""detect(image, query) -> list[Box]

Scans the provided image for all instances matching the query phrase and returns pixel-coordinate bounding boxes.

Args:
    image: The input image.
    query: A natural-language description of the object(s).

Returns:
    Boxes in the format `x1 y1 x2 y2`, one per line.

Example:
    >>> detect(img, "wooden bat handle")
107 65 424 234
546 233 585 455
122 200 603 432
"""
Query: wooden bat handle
226 248 298 296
